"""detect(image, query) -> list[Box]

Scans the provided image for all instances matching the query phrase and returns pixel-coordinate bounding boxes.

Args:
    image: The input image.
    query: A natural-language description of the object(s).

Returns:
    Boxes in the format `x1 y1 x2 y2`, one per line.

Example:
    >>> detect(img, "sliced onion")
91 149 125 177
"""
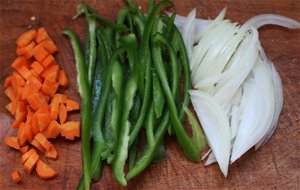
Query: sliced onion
190 90 230 177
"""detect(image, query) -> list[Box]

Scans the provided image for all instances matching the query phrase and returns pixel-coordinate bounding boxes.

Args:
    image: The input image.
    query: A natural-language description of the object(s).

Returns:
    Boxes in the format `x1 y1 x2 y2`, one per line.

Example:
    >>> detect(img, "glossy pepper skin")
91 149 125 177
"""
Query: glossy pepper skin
64 0 207 188
62 29 92 190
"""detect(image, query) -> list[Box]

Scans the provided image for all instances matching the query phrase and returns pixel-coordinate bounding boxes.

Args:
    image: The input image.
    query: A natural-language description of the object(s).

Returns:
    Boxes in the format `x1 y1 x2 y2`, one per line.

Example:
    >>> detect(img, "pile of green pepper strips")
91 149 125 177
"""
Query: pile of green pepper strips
63 0 206 189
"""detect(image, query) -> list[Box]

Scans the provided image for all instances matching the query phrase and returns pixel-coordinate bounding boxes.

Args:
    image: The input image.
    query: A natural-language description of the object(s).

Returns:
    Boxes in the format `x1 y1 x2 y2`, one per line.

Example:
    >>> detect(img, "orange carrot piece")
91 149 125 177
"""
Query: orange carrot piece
58 69 68 87
23 151 39 174
26 92 48 111
42 77 59 97
31 115 39 135
35 159 57 179
31 139 46 154
15 101 27 117
5 86 16 100
30 61 44 75
36 113 50 131
16 86 24 100
34 133 52 151
59 104 67 124
40 64 59 80
12 72 26 87
5 100 17 116
4 136 20 150
29 75 43 90
4 75 13 88
21 148 36 164
23 122 33 143
41 54 56 68
36 104 49 113
12 57 29 70
45 145 58 159
49 102 59 120
11 113 26 129
16 41 36 56
19 145 29 154
36 27 50 43
21 82 39 100
43 120 61 139
17 65 32 80
42 40 58 54
16 29 36 47
66 99 80 111
61 121 80 140
52 93 67 104
11 170 21 183
34 44 49 63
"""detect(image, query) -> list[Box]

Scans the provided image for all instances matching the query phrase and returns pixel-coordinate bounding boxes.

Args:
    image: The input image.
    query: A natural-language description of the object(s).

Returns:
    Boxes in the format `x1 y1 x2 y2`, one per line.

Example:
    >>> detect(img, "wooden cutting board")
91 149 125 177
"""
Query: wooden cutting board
0 0 299 189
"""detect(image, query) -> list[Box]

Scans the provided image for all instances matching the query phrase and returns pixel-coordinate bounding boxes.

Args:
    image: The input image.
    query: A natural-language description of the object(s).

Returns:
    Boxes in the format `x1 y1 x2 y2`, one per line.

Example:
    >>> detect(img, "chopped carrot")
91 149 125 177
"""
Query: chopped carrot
42 77 59 97
30 115 39 136
31 139 46 154
16 41 36 57
17 65 32 80
61 121 80 140
21 148 36 164
42 40 58 54
49 102 59 120
12 72 26 87
41 55 56 68
31 61 44 75
36 27 50 43
5 27 81 183
12 57 29 70
11 113 26 129
26 92 48 111
58 70 68 87
23 122 33 143
5 136 20 150
11 170 21 183
35 159 57 179
52 93 67 104
5 100 17 116
45 145 58 159
23 151 39 174
19 145 29 154
59 104 67 124
34 44 49 63
40 64 59 80
66 99 80 111
16 29 36 47
43 120 61 139
36 113 50 131
21 82 39 100
4 75 13 88
5 86 16 101
34 133 52 151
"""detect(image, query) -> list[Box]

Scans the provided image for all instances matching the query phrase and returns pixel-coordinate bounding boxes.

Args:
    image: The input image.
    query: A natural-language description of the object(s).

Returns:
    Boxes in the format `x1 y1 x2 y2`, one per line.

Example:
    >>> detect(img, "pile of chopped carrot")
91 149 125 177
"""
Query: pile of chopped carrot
4 27 81 183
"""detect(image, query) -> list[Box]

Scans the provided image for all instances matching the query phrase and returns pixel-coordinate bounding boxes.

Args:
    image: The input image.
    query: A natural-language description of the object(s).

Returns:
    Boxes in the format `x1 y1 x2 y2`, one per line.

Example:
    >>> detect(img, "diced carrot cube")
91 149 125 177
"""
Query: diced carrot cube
58 69 68 87
31 139 46 153
59 104 67 124
12 57 29 69
16 29 36 47
66 99 80 111
31 61 44 75
49 102 59 120
36 113 50 132
51 93 67 104
5 86 16 100
21 148 36 164
23 151 39 174
4 136 20 150
11 170 21 183
36 27 50 43
26 92 48 111
42 40 58 54
19 145 29 154
16 41 36 57
42 77 59 97
41 54 56 68
61 121 80 140
40 64 59 80
34 45 49 63
17 65 32 80
34 133 52 151
45 145 58 159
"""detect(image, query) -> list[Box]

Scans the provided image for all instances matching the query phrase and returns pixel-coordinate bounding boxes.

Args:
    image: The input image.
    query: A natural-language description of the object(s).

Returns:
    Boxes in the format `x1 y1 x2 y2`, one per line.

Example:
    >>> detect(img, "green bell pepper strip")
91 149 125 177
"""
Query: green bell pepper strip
112 33 139 186
86 15 97 87
112 74 138 186
75 2 127 30
151 35 200 162
63 29 92 190
128 0 172 147
152 70 165 118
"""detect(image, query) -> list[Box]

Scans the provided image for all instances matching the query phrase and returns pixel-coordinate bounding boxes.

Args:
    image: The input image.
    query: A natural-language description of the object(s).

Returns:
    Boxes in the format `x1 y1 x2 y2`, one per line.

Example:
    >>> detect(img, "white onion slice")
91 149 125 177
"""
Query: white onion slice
190 90 230 177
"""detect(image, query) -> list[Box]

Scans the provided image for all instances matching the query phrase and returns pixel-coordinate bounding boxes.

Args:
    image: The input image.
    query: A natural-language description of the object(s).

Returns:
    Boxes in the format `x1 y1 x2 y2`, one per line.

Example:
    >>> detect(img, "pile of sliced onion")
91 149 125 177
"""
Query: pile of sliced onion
174 9 300 177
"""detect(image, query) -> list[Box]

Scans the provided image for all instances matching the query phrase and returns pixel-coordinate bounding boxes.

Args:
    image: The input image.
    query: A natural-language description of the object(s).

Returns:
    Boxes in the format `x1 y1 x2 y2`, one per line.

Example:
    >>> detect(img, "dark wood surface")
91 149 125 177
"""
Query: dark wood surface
0 0 299 189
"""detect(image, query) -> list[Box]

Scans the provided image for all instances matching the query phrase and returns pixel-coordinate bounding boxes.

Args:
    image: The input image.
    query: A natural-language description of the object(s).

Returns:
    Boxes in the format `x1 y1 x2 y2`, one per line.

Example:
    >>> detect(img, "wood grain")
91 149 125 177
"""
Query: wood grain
0 0 299 189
